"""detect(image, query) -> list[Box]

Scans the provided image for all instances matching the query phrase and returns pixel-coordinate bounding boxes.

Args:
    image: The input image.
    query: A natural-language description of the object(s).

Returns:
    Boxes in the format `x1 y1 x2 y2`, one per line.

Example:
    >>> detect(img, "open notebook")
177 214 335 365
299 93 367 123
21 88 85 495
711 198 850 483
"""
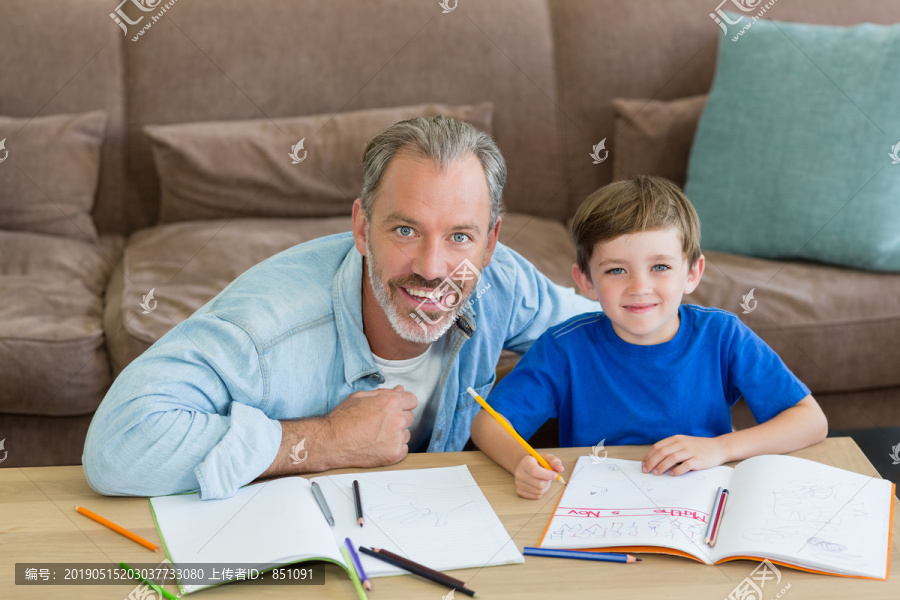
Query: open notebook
539 455 895 580
150 465 523 593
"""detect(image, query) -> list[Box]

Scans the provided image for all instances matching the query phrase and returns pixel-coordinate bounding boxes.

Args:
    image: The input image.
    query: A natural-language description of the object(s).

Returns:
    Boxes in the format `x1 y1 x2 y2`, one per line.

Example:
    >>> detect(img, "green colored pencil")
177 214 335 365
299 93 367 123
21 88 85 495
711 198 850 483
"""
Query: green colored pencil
119 561 179 600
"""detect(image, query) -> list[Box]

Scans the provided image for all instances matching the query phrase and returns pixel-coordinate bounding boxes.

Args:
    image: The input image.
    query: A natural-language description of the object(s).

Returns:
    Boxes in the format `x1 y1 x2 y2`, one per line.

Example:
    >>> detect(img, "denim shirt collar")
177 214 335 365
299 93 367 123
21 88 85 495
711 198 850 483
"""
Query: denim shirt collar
332 246 477 386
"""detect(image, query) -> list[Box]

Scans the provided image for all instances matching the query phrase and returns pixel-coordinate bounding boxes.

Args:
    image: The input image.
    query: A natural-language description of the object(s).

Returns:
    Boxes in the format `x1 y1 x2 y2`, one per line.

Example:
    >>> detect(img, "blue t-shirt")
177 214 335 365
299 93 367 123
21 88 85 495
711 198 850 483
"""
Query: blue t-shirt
487 305 810 448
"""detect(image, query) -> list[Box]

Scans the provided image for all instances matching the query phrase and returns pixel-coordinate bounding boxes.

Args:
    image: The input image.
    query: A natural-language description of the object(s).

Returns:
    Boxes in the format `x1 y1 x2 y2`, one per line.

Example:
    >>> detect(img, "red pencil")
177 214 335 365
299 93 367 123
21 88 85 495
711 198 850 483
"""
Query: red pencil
708 489 729 548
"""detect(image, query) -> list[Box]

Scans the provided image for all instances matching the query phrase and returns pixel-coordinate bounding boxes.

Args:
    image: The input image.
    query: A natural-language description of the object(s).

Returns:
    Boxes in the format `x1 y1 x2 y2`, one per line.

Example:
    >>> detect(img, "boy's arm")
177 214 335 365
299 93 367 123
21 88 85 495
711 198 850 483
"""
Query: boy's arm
642 394 827 476
471 409 565 499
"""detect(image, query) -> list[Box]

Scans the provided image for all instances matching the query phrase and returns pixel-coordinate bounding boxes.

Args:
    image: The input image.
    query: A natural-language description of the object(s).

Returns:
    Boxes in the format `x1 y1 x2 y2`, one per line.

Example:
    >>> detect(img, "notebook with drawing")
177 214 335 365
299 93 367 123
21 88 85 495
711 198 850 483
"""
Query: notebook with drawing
150 465 523 594
539 456 895 580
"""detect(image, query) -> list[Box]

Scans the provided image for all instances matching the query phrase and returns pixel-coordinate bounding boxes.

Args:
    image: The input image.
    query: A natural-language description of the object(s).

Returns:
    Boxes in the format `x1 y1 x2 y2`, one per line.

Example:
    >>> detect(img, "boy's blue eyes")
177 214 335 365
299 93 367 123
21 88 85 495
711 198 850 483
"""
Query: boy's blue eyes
398 226 413 237
605 265 671 275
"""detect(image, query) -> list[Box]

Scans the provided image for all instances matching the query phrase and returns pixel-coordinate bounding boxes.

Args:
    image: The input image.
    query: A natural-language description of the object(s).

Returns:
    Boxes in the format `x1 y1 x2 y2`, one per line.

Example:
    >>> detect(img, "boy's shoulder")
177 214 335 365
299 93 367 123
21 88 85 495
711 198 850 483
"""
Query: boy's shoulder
545 311 605 341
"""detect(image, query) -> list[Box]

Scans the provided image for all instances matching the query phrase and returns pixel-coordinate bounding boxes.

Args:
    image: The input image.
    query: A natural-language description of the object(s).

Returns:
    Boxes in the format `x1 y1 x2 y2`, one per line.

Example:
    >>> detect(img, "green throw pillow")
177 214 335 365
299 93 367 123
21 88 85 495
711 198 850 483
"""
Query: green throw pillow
685 17 900 271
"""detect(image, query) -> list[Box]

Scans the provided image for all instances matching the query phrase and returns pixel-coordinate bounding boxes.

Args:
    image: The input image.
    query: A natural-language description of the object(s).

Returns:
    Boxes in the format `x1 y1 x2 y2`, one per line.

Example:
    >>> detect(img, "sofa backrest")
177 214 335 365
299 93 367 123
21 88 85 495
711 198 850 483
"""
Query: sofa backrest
120 0 569 232
0 0 129 234
6 1 900 236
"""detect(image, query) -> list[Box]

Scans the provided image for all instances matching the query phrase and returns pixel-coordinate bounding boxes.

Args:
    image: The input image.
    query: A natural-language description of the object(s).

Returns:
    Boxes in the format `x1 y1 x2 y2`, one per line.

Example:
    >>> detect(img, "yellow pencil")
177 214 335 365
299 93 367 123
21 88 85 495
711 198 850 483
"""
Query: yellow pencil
466 387 566 485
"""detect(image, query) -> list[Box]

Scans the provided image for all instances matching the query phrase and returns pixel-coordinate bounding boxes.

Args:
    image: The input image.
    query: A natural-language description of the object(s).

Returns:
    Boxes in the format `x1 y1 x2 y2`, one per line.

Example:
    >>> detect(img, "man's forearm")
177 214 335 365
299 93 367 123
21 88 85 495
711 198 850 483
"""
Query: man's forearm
259 418 340 478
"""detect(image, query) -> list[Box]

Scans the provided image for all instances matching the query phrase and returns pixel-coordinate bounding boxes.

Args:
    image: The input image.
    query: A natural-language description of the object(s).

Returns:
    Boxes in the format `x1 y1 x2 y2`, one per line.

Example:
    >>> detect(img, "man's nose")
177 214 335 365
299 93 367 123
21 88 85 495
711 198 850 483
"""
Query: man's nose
413 238 449 283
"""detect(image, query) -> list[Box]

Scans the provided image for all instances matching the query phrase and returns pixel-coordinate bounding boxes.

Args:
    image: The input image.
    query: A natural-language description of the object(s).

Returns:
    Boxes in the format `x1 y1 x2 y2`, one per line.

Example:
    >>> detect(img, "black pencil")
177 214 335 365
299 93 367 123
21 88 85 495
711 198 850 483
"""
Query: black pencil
353 479 364 527
358 546 477 597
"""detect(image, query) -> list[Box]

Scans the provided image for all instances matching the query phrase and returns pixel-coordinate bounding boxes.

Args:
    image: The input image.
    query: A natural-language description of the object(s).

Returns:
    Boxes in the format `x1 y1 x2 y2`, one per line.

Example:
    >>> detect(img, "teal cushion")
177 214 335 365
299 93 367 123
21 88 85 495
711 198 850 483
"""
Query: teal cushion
685 17 900 271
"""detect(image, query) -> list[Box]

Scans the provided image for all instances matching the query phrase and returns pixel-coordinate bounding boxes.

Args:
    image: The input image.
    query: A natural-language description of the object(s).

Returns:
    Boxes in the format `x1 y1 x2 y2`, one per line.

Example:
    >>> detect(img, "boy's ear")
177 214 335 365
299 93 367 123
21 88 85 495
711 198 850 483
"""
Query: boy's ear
683 254 705 295
572 263 599 301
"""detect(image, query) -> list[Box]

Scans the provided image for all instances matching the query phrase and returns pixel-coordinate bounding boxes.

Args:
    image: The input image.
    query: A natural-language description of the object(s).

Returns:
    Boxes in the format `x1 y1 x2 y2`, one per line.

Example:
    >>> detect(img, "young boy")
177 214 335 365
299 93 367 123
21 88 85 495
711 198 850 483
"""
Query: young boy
470 176 828 499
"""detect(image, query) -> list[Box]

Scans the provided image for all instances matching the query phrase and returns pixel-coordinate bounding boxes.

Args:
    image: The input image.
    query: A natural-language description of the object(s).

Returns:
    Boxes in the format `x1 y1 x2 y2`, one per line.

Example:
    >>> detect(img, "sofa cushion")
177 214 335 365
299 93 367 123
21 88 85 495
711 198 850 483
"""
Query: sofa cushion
146 102 493 224
105 217 354 374
691 250 900 395
611 95 707 188
0 231 121 415
0 111 107 242
685 18 900 271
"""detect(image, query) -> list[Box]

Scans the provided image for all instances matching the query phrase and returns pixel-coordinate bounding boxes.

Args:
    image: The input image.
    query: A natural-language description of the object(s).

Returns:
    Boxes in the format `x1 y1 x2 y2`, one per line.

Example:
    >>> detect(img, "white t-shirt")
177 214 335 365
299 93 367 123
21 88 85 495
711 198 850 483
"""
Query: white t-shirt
371 342 443 452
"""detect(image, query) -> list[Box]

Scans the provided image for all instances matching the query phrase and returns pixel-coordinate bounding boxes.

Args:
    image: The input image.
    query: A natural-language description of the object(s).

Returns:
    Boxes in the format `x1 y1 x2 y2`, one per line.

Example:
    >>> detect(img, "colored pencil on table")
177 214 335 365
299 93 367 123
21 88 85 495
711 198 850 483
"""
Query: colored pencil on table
523 547 640 563
74 505 159 552
353 479 364 527
466 387 566 485
345 537 372 591
358 546 477 597
120 562 178 600
340 545 369 600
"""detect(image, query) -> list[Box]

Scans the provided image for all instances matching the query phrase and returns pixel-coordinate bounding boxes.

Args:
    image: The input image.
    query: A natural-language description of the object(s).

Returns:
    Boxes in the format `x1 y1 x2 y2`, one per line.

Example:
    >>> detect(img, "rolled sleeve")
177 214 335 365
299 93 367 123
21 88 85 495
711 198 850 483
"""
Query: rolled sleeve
194 402 283 499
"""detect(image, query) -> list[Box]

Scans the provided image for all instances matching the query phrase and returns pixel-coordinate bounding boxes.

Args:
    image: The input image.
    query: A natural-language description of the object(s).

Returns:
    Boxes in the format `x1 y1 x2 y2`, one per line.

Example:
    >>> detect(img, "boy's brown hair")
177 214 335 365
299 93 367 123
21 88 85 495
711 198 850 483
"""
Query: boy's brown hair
572 175 701 280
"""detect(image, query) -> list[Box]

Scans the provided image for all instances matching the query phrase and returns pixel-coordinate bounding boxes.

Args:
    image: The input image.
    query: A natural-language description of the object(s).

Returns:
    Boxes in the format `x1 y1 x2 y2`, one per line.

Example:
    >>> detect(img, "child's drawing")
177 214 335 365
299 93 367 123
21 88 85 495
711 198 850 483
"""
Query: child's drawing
366 483 475 527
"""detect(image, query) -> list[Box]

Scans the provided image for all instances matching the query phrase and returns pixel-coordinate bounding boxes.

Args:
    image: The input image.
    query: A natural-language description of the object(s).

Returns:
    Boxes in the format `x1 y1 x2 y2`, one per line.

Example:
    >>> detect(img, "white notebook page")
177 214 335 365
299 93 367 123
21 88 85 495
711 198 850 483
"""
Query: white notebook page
540 457 733 563
150 477 342 592
711 454 893 577
313 465 524 577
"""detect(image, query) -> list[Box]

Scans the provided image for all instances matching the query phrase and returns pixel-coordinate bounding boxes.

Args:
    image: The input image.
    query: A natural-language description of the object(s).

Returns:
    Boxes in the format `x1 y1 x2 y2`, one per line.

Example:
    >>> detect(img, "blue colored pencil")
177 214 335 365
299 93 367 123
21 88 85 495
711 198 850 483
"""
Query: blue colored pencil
523 547 641 563
345 537 372 591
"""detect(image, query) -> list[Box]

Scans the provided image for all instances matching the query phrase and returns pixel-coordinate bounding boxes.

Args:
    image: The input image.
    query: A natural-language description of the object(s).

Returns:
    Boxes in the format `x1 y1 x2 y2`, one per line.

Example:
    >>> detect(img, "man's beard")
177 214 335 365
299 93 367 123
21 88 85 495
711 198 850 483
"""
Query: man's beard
365 235 482 344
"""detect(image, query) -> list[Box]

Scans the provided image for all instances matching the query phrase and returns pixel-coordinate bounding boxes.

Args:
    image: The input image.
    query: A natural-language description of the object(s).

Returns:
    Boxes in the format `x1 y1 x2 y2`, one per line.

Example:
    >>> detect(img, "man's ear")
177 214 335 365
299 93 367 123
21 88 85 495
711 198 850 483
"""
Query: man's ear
572 263 599 301
683 254 705 295
481 216 502 268
351 198 368 256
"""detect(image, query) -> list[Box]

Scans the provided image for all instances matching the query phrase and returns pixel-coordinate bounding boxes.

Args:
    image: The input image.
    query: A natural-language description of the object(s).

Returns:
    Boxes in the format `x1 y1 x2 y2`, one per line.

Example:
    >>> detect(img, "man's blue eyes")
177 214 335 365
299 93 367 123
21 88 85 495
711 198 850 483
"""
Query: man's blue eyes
394 227 470 243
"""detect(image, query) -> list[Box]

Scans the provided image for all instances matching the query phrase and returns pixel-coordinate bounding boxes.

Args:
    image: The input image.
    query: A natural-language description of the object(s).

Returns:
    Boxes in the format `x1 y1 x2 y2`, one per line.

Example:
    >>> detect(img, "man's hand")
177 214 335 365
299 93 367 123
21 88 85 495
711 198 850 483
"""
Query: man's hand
641 435 728 476
514 453 564 499
324 384 418 468
260 385 417 478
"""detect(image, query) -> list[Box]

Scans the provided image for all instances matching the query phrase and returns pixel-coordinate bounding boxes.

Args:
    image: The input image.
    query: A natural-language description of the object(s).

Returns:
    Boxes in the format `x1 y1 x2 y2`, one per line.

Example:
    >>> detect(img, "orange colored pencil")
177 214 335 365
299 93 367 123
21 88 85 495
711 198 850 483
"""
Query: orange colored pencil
74 505 159 552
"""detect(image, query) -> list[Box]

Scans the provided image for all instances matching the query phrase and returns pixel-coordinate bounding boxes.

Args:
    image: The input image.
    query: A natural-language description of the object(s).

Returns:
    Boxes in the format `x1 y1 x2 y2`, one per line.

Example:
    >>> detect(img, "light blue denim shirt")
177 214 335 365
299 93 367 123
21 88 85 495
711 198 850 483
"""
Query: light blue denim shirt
83 233 595 499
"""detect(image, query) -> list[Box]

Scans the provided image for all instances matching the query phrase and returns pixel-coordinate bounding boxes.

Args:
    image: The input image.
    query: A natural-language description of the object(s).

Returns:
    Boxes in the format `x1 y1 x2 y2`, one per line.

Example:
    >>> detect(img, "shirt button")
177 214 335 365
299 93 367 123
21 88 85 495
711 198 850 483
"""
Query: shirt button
372 373 384 383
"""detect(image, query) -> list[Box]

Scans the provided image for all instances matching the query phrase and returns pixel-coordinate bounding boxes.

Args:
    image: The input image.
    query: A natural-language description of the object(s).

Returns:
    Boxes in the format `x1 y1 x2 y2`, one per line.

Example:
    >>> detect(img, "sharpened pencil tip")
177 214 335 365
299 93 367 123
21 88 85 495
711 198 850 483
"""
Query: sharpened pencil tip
636 557 642 561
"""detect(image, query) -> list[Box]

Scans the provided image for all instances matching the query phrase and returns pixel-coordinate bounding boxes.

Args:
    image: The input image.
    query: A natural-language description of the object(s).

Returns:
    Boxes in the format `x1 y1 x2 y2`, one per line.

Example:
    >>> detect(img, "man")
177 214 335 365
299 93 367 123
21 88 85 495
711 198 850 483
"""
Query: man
83 115 595 499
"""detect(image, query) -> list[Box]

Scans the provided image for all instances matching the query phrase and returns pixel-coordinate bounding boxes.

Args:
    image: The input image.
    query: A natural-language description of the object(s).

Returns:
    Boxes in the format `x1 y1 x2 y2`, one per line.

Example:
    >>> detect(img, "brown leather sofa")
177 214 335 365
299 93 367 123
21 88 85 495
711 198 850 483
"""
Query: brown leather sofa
2 0 899 467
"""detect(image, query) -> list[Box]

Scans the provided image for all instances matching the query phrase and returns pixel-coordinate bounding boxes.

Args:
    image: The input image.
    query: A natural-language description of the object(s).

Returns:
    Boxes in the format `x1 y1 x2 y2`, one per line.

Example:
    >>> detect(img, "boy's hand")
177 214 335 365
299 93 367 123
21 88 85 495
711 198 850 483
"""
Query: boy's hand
641 435 728 476
514 453 564 499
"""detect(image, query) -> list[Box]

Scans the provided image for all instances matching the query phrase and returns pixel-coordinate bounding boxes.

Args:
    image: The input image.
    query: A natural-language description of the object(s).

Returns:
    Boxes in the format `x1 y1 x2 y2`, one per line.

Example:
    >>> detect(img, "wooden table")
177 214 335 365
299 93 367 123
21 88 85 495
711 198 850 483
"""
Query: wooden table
1 438 897 599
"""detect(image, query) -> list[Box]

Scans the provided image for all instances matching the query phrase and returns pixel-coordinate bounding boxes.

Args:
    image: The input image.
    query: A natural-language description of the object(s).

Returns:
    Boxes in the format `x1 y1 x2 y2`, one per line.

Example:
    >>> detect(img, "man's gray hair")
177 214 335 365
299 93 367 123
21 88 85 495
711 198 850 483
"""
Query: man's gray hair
360 115 506 228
